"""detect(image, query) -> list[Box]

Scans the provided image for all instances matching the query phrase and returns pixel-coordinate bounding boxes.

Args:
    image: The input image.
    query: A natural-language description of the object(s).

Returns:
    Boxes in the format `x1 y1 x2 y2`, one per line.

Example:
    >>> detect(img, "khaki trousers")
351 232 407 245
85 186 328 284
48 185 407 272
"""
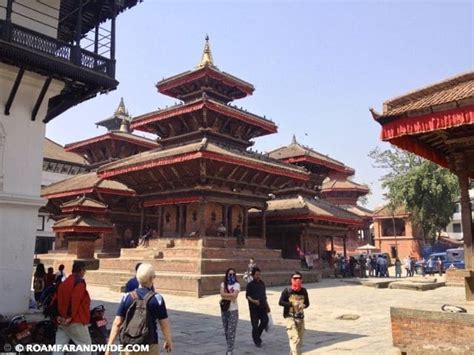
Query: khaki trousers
285 317 305 355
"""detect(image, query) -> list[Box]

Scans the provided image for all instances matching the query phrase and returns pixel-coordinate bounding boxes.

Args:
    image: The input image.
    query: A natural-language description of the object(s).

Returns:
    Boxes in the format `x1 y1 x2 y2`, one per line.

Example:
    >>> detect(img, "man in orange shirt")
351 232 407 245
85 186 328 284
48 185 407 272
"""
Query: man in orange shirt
53 261 91 355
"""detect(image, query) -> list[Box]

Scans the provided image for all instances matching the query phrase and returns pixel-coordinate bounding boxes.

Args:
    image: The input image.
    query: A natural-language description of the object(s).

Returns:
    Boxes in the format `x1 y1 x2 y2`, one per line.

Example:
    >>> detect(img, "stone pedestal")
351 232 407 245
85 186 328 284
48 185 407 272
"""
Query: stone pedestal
66 235 98 259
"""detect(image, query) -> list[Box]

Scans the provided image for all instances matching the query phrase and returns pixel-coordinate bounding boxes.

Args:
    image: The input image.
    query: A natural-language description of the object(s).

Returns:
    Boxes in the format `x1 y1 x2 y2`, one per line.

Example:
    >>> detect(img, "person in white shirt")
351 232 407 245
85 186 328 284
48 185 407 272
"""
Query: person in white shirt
220 268 240 355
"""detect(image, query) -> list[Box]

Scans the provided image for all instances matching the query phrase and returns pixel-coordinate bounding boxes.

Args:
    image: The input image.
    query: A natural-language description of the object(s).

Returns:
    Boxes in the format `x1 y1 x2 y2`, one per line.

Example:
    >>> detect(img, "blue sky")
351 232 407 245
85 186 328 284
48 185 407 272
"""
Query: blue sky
46 0 473 209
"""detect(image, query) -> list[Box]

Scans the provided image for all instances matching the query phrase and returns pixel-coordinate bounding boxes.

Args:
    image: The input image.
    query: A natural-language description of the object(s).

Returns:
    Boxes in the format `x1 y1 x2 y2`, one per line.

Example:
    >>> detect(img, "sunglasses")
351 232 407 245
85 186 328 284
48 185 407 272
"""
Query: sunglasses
228 273 235 276
292 277 302 280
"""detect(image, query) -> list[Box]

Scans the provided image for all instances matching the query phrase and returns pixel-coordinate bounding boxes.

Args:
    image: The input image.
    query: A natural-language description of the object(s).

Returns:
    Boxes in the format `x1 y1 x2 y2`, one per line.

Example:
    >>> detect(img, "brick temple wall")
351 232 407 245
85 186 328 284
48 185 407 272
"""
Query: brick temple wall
391 307 474 354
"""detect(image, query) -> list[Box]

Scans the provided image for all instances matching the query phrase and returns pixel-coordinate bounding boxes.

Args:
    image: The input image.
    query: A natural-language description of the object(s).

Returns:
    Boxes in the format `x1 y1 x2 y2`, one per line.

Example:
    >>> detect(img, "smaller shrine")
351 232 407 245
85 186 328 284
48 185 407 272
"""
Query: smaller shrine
251 136 364 275
51 196 113 270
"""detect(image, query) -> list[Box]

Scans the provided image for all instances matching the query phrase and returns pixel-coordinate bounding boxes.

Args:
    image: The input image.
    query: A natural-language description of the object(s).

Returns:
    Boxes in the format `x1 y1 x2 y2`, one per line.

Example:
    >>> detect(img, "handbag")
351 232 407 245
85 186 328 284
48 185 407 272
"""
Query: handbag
265 313 274 333
220 283 231 312
219 299 231 312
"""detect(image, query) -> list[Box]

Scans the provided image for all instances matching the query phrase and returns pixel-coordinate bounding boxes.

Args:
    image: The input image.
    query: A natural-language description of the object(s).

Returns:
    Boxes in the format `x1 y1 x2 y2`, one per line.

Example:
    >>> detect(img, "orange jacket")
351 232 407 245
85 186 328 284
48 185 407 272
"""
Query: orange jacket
57 275 91 325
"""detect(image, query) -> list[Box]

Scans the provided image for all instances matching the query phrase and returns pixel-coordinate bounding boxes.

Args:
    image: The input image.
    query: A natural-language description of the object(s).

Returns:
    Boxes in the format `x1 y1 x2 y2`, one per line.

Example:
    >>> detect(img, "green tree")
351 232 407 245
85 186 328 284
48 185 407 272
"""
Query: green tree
369 146 459 244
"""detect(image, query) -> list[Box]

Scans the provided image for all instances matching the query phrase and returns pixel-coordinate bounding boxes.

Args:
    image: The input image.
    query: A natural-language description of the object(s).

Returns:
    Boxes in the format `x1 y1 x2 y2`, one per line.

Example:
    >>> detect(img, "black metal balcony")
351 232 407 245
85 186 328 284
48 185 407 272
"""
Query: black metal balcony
0 20 114 77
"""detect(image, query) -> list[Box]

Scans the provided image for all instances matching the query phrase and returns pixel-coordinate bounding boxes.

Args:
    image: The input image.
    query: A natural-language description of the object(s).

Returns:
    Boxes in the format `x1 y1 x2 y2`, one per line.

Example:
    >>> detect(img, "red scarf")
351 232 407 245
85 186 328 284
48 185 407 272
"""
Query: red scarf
291 279 302 292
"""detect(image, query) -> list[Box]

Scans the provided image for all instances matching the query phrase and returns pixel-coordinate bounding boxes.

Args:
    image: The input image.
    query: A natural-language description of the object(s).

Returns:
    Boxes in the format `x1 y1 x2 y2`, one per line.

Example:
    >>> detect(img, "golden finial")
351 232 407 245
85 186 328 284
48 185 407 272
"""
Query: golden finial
115 97 128 116
196 34 215 68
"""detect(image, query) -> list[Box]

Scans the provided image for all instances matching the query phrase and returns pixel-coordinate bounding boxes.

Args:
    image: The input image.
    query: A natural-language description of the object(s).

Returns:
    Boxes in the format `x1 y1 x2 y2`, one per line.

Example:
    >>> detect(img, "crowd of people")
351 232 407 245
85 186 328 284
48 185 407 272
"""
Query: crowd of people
34 258 309 355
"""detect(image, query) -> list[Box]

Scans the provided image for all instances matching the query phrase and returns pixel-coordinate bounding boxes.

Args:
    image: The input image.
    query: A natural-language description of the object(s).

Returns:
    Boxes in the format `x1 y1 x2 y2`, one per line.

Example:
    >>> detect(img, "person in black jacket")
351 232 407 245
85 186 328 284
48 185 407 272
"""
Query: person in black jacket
245 267 270 347
279 271 310 355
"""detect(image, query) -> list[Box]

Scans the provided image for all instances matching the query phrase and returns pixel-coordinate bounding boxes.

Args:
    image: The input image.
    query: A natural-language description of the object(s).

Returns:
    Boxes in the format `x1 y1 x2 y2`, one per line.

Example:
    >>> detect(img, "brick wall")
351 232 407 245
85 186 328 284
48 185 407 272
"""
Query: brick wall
162 205 177 237
185 203 200 235
391 307 474 354
446 268 465 286
205 202 224 236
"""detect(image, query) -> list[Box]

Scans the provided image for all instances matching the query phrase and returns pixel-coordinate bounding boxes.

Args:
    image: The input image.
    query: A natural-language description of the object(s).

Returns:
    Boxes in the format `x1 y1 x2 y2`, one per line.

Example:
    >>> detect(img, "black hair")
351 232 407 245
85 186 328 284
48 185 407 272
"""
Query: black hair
72 261 86 274
135 263 142 272
251 266 261 276
291 271 302 279
223 268 235 290
35 263 46 277
58 264 65 271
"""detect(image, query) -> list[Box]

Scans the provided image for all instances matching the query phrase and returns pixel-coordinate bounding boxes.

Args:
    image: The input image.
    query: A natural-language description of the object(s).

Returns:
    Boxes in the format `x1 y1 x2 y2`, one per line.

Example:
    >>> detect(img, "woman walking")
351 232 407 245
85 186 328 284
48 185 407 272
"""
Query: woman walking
220 268 240 355
33 263 46 307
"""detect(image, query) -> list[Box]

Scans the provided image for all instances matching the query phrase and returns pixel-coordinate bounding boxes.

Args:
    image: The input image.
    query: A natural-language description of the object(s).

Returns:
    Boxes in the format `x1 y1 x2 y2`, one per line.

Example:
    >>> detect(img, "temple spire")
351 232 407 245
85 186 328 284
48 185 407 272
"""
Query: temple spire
197 34 215 68
115 97 128 116
291 134 298 145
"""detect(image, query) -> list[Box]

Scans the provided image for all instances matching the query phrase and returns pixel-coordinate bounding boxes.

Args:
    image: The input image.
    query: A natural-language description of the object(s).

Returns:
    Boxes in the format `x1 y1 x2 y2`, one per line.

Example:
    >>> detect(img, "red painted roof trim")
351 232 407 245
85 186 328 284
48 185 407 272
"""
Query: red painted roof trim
201 151 308 181
99 151 309 181
144 196 200 207
65 132 159 151
43 187 135 199
380 105 474 141
132 100 276 134
52 226 113 233
266 212 362 226
61 206 107 214
158 66 254 96
281 156 347 173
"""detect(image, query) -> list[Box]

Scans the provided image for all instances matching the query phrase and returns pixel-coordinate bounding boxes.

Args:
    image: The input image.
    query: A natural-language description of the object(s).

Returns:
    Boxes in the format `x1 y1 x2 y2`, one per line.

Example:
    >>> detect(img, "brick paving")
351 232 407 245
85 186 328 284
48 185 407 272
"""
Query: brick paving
88 275 473 355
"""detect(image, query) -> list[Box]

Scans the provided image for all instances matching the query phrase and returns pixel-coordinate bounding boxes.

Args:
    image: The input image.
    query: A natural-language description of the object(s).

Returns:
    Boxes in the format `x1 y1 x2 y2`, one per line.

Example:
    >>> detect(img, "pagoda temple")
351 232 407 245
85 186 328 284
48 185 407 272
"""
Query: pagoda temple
249 136 364 274
98 36 310 239
40 99 159 256
86 37 318 296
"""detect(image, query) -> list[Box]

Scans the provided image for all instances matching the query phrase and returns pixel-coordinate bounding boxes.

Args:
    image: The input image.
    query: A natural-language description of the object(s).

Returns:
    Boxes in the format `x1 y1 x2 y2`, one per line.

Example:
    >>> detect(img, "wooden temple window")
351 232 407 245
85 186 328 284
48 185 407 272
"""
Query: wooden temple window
192 211 198 222
165 212 171 224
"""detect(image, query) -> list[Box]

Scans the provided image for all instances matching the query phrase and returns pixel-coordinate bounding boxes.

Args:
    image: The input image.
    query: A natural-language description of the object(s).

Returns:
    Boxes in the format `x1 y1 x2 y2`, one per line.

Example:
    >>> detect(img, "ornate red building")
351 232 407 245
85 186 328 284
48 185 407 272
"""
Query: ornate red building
254 136 364 269
41 99 159 256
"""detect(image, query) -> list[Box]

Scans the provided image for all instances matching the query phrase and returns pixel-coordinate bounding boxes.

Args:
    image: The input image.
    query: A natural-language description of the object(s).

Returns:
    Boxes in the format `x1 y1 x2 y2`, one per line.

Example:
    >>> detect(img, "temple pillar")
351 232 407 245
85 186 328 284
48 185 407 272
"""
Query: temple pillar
261 207 267 241
157 206 163 237
178 205 184 237
223 205 229 237
343 236 347 258
331 236 335 253
199 202 206 237
452 153 474 300
243 208 249 239
139 205 145 237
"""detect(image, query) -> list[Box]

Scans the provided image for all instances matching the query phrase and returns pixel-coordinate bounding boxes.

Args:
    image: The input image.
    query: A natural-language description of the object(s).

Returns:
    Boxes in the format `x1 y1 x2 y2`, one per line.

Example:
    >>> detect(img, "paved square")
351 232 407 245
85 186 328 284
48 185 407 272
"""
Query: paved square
89 277 472 354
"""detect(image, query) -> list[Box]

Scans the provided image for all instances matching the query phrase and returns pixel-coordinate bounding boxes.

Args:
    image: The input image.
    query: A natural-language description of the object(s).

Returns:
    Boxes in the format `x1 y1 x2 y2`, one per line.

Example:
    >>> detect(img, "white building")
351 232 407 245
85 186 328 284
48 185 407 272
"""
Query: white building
0 0 140 314
446 185 474 241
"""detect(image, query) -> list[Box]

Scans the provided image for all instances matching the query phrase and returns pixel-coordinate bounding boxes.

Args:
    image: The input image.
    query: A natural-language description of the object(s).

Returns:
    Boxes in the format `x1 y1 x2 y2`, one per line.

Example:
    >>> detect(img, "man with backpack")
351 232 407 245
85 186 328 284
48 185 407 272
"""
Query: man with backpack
53 261 92 354
106 263 172 355
279 271 310 355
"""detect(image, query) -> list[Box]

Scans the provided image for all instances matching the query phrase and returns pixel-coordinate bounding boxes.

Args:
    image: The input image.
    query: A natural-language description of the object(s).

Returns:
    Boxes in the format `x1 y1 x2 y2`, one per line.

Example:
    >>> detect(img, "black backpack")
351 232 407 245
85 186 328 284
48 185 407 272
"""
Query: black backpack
119 290 155 345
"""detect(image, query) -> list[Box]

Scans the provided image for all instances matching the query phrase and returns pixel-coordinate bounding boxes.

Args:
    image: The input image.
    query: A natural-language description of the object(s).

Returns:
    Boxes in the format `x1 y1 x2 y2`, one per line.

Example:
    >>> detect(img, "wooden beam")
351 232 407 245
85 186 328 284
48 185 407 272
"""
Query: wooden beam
228 166 240 179
31 77 52 121
4 68 25 115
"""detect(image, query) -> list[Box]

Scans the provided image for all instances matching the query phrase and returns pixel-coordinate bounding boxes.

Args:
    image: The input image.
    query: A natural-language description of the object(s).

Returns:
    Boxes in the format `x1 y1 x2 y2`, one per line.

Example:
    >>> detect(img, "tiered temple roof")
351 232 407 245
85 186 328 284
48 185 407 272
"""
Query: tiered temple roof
65 99 159 167
98 37 311 209
265 195 362 226
41 171 135 199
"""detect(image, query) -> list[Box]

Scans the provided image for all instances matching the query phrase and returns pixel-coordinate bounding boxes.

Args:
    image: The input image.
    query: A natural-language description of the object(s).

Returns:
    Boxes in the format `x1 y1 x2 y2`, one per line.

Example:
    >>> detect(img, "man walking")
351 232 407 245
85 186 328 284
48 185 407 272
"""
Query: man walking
106 263 172 355
246 267 269 347
53 261 92 355
279 271 310 355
